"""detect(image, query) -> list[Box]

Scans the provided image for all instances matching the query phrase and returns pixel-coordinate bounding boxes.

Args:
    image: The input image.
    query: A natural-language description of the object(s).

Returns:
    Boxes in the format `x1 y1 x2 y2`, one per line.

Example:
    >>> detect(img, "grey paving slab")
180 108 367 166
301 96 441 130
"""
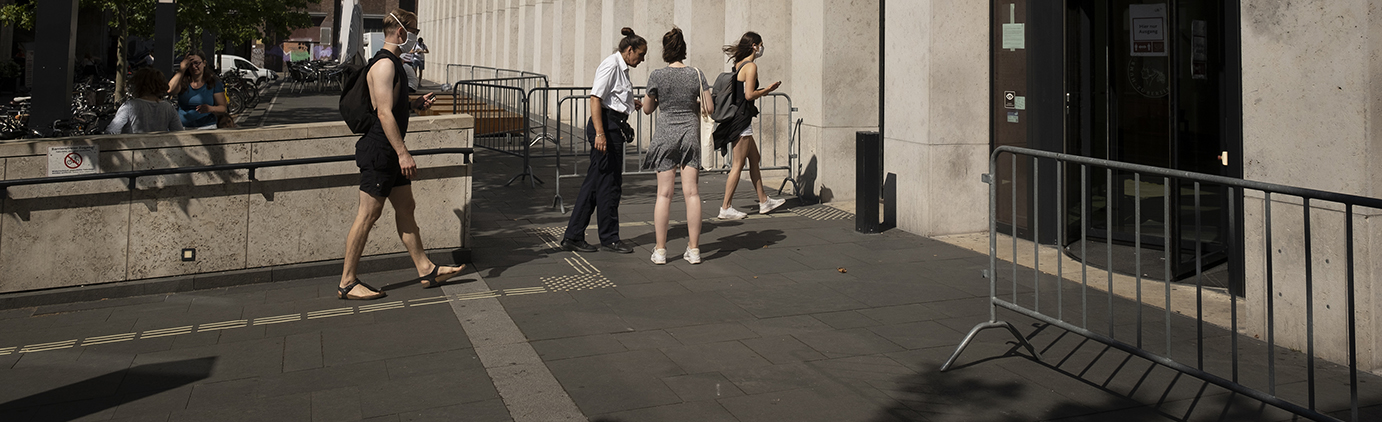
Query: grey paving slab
320 316 472 367
868 321 966 350
719 362 842 395
383 348 485 380
661 341 774 374
741 334 828 365
717 283 866 319
591 400 740 422
393 398 513 422
608 291 755 331
614 281 693 298
675 275 753 292
811 310 883 329
664 322 759 345
661 372 747 402
529 334 628 361
792 328 907 356
310 386 363 422
283 331 323 372
740 315 836 337
505 301 631 341
857 303 950 325
168 392 312 422
185 377 260 409
612 330 682 351
255 360 393 397
358 368 500 419
716 384 902 422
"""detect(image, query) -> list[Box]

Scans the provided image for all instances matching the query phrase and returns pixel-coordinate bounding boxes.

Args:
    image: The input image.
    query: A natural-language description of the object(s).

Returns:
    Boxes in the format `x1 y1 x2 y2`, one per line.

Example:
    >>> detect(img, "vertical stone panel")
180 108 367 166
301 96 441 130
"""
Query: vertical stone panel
675 0 724 74
127 144 252 280
1241 0 1369 194
0 151 133 293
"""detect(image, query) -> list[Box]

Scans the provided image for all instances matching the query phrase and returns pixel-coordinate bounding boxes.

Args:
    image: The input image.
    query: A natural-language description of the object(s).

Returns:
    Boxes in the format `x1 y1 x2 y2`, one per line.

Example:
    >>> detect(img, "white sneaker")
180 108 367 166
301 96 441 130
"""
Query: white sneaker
718 206 747 220
683 248 701 264
759 197 786 214
651 248 667 265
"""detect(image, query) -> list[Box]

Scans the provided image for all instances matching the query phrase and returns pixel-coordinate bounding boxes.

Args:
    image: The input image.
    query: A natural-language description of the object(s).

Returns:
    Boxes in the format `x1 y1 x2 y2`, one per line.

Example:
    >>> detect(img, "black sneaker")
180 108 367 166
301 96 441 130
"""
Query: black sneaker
601 241 634 254
560 238 598 252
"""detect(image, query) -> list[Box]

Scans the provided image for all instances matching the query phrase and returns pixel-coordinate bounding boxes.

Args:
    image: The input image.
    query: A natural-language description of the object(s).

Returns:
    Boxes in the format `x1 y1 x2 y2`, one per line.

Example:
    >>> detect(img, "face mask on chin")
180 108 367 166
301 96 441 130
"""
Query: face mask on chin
754 45 764 59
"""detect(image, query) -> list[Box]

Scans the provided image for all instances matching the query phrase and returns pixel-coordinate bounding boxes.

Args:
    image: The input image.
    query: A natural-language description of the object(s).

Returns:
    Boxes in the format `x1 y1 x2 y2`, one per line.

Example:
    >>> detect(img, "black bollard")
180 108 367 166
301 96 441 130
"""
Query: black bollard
856 131 881 233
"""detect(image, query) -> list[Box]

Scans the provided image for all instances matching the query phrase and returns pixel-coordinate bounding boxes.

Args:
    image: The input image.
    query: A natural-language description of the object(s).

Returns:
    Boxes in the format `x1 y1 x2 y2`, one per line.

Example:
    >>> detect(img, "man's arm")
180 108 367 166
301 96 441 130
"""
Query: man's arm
368 60 417 179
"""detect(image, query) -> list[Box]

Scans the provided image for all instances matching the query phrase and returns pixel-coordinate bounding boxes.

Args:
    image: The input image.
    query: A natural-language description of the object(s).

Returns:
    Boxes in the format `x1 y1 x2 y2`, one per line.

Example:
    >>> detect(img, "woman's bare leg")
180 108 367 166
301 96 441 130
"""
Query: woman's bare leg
743 137 768 203
681 165 701 249
721 136 754 210
653 169 676 250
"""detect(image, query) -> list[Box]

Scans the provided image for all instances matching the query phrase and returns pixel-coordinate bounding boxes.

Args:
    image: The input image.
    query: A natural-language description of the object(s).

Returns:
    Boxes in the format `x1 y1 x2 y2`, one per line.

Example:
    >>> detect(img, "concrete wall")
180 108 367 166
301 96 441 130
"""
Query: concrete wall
1241 0 1382 371
418 0 881 206
0 115 474 294
882 1 989 236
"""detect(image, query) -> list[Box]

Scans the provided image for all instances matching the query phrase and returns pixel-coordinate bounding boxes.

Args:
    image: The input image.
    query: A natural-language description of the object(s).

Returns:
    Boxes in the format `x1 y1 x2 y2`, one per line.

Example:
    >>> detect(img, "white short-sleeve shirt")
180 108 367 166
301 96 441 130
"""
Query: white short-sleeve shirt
590 52 634 114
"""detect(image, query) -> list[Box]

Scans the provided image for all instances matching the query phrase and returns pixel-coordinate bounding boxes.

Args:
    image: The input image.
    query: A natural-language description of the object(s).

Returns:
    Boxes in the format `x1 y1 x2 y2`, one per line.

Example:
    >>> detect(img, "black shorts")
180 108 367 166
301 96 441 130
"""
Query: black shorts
356 139 411 197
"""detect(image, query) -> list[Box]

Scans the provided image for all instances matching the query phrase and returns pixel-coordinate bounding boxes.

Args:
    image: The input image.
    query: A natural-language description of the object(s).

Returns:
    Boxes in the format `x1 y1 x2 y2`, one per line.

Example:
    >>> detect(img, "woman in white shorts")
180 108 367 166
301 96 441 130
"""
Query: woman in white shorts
716 31 784 220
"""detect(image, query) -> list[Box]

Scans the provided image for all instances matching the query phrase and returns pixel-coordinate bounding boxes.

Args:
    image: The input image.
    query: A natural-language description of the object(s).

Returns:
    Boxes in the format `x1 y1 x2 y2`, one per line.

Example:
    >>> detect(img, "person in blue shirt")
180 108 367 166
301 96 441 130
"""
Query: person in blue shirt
166 51 228 129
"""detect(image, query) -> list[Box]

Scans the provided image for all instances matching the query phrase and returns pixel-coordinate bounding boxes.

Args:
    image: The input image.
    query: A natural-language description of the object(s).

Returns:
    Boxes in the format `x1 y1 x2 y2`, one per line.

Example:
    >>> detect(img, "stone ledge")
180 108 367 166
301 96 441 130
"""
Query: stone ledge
0 248 471 310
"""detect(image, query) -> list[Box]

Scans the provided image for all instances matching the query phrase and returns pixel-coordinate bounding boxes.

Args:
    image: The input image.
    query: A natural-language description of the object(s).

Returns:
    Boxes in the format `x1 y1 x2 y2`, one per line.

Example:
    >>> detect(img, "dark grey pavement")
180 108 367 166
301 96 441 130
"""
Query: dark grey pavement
0 87 1378 421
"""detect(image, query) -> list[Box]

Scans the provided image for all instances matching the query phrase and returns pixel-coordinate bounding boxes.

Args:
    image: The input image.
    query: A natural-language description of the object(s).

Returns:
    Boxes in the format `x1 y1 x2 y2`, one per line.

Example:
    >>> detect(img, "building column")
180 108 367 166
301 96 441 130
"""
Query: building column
156 0 177 78
31 0 79 135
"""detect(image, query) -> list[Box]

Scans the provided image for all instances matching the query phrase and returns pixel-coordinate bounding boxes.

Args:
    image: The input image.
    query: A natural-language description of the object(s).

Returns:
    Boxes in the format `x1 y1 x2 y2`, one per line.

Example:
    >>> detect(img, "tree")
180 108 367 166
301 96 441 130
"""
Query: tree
0 0 319 100
175 0 318 58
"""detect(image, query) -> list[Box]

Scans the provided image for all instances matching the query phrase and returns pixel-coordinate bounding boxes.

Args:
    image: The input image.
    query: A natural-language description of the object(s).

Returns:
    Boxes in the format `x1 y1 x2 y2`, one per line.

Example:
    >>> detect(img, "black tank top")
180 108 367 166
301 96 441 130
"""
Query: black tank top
364 49 410 143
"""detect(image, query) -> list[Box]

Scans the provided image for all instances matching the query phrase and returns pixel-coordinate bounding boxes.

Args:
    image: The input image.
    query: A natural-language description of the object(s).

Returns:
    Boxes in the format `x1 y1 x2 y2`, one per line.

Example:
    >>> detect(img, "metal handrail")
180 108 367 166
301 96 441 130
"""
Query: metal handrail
0 147 474 193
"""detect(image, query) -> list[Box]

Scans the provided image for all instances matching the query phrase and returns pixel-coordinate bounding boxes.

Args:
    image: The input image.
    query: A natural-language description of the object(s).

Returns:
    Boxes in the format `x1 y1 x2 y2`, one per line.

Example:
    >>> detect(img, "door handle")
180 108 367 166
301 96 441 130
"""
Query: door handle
1217 151 1228 166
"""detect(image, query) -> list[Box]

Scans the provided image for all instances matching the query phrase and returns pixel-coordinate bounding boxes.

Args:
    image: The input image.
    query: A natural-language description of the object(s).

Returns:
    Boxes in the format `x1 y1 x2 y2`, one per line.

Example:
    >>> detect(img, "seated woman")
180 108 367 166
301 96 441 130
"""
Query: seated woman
167 52 228 130
107 67 183 134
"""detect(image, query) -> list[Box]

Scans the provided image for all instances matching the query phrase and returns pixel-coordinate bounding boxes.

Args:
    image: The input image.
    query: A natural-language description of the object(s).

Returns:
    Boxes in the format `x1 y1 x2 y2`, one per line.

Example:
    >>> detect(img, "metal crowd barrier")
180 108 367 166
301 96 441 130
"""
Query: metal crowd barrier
445 64 548 86
943 145 1382 422
449 76 551 186
542 89 798 213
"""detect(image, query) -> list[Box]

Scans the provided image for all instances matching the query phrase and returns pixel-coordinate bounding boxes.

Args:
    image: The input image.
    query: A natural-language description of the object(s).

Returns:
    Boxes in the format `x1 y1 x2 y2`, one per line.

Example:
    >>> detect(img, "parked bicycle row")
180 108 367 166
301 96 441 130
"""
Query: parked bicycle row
0 53 278 140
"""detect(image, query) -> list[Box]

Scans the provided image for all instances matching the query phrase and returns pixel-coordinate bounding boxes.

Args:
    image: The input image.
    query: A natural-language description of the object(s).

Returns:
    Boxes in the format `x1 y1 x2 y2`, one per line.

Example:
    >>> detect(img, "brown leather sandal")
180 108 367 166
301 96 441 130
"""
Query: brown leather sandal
421 264 465 288
338 279 386 300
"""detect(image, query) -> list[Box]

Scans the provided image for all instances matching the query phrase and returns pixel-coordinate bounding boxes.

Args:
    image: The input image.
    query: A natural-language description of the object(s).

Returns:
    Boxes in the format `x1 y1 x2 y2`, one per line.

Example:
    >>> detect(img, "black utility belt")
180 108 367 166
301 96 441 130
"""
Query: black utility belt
602 108 629 122
599 108 634 143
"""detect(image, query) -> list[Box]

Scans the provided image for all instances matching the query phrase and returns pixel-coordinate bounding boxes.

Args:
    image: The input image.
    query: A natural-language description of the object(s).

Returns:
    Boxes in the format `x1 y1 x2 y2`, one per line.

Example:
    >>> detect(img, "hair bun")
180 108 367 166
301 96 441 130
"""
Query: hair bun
621 27 635 37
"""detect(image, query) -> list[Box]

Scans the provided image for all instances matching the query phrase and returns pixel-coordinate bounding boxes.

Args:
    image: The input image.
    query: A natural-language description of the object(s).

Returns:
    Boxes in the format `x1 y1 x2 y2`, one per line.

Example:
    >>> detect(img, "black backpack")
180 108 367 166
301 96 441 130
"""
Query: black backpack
338 51 397 133
710 65 743 123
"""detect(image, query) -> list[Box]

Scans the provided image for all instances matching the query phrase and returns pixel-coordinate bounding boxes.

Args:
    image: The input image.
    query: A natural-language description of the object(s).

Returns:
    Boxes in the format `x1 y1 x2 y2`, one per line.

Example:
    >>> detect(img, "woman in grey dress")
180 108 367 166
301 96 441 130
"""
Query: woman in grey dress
639 27 712 265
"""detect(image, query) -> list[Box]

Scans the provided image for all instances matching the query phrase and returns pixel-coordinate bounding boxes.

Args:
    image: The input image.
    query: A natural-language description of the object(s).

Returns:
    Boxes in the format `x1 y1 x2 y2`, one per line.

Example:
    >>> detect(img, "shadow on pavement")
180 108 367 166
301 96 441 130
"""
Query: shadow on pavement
0 357 216 421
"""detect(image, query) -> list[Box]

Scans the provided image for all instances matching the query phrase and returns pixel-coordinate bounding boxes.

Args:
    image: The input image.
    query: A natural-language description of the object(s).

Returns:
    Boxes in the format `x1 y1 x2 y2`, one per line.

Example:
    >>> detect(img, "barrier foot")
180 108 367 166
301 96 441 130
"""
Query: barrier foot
504 170 545 187
553 195 566 214
940 320 1042 372
778 177 798 198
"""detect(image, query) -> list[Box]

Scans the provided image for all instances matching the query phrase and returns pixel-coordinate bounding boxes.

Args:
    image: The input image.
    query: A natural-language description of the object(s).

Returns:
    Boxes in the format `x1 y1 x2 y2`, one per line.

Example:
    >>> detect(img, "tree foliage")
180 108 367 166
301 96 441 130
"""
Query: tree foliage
0 0 319 100
175 0 318 52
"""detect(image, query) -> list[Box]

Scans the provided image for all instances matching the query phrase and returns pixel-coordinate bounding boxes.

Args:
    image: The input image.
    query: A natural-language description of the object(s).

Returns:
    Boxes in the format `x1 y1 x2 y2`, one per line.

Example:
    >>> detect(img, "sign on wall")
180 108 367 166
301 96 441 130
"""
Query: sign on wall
47 145 99 177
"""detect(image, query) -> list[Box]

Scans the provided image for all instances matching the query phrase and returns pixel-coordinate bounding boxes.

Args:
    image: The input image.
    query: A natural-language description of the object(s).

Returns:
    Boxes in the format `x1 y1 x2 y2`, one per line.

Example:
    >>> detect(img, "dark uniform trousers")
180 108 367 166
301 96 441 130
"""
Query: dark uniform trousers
563 109 629 245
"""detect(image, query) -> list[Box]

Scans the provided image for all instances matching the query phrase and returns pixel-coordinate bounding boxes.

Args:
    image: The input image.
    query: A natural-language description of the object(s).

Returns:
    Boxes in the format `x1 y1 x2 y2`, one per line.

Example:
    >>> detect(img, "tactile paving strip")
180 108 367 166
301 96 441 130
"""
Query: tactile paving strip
543 273 617 291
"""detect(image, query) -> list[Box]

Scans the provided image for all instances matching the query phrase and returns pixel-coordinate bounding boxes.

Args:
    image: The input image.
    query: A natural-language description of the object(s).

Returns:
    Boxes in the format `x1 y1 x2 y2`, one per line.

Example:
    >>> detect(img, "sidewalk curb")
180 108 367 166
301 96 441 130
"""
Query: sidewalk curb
0 248 470 310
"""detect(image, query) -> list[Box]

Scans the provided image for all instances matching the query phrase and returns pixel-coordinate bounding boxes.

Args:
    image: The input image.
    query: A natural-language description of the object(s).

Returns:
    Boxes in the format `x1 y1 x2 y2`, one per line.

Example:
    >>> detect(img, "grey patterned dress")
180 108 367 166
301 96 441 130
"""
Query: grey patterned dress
642 66 710 172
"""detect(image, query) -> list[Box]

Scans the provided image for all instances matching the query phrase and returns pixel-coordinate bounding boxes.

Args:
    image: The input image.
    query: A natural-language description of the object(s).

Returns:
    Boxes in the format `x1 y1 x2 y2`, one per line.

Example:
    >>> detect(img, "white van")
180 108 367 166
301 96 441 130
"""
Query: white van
218 54 276 85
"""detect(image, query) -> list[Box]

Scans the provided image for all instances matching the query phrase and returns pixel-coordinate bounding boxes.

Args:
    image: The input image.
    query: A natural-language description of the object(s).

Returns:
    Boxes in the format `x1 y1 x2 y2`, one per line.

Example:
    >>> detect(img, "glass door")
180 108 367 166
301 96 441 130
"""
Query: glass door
1063 0 1239 285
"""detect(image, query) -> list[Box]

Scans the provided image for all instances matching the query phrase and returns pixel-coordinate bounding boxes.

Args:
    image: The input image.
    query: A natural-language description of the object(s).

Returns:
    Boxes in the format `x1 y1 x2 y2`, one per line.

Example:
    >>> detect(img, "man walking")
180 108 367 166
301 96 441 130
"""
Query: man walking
338 8 462 300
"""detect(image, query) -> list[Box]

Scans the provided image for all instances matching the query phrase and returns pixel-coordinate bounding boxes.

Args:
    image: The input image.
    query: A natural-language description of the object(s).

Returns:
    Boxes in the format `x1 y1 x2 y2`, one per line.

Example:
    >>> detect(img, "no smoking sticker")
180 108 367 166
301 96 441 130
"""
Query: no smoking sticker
48 146 99 176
